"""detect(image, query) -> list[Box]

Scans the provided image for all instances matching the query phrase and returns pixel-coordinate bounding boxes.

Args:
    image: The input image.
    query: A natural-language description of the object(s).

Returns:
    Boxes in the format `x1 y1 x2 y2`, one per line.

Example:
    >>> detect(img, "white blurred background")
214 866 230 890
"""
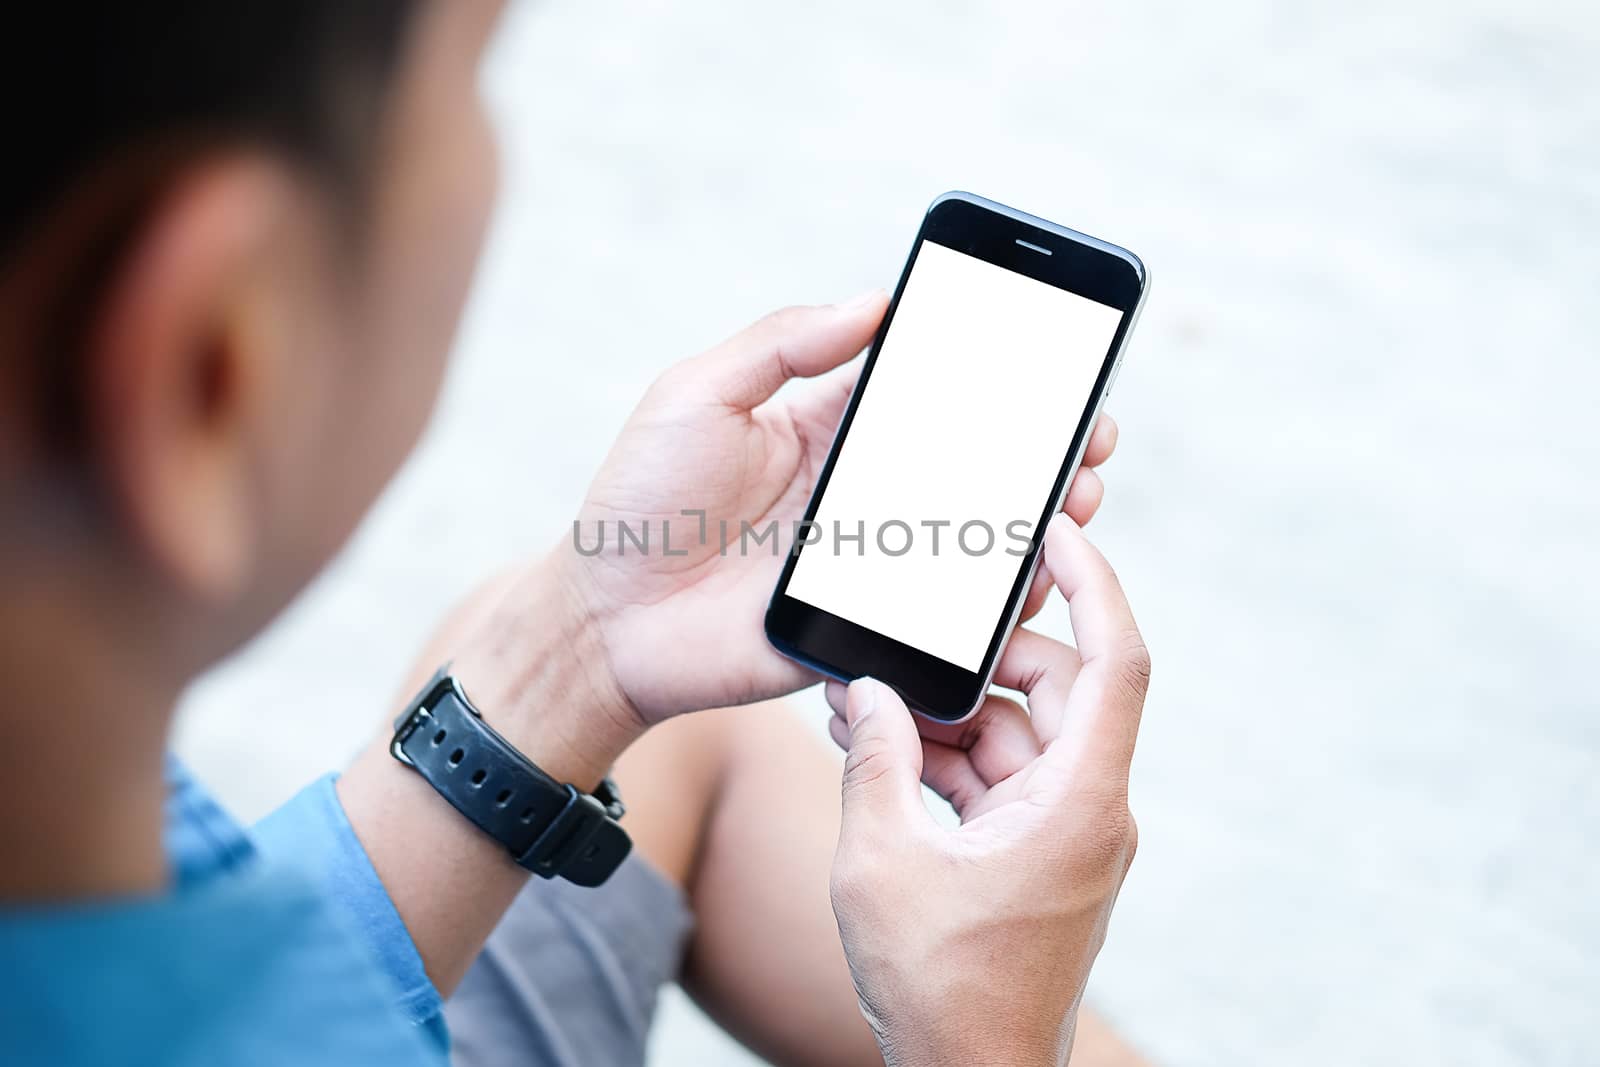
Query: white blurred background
178 1 1600 1064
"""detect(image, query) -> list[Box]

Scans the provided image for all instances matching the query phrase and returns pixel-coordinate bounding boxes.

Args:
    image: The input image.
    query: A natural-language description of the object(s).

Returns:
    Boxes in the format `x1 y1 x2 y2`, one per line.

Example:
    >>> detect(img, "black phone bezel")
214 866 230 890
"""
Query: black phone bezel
764 191 1146 721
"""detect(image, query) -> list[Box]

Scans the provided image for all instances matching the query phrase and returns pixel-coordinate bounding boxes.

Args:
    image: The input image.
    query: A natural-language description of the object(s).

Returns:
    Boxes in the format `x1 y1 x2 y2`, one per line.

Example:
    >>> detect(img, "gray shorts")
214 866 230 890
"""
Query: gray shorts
445 854 693 1067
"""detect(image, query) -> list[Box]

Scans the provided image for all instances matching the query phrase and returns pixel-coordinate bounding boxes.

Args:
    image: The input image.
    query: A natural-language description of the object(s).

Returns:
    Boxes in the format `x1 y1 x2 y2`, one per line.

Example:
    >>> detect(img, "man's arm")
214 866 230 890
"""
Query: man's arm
619 698 1150 1067
335 295 1123 1012
335 296 893 995
825 517 1149 1067
336 557 645 994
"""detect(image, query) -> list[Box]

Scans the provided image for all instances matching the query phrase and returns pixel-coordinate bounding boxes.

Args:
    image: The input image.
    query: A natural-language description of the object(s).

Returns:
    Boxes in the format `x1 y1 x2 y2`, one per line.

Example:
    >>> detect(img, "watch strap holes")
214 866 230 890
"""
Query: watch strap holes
470 768 487 787
495 789 513 807
519 807 535 823
448 747 465 767
432 729 447 746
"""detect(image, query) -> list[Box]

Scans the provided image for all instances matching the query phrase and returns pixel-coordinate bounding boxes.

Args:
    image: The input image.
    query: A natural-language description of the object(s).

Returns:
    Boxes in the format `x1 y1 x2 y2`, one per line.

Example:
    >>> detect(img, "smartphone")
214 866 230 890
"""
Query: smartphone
764 191 1148 722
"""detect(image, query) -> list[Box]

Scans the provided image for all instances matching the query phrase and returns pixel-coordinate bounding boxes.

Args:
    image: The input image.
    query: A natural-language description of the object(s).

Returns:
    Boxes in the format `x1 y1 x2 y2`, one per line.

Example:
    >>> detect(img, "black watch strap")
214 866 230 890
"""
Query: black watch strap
389 670 631 887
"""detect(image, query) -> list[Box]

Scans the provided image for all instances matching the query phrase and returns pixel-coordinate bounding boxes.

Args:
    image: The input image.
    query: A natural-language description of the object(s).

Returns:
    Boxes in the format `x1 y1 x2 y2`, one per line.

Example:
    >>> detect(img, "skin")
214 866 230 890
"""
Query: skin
826 519 1149 1067
587 695 1148 1067
396 420 1144 1067
0 2 1152 1065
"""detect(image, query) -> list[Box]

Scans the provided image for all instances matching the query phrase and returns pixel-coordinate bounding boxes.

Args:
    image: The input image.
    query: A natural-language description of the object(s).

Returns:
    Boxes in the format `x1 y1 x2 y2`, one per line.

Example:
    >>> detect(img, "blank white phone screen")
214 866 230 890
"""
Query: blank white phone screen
786 240 1123 671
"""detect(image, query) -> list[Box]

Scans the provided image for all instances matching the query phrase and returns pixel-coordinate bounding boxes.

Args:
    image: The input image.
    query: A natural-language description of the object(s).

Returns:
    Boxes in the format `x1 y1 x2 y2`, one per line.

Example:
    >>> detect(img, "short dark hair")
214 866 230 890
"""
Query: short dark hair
3 3 424 445
3 2 423 264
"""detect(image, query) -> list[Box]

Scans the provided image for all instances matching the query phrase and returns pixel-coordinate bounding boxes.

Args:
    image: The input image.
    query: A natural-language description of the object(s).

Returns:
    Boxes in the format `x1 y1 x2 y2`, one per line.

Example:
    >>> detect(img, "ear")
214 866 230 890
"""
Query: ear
83 157 296 605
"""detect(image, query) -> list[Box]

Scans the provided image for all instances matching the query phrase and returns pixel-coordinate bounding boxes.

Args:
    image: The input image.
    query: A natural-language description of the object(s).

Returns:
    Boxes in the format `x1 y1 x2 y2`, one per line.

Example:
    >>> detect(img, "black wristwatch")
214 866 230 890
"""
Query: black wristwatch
389 667 631 887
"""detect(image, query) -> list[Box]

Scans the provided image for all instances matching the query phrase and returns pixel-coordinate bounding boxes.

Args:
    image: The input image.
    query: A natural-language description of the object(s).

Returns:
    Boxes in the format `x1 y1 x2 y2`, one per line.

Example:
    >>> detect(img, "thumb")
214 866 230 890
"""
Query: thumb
838 678 932 835
670 292 887 411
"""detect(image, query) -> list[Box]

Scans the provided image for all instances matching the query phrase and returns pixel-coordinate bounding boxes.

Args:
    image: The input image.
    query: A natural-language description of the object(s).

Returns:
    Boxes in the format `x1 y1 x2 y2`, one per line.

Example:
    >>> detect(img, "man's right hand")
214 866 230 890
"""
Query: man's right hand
824 516 1149 1067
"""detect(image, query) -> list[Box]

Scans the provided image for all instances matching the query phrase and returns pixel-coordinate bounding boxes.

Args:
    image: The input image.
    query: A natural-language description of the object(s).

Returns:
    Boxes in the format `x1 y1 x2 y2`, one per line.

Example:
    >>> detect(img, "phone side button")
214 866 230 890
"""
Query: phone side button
1106 357 1124 396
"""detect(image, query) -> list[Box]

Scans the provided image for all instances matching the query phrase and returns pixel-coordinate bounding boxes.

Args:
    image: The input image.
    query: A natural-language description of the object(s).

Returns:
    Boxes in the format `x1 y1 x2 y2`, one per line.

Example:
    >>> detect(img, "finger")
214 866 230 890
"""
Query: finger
827 712 995 823
828 684 1039 787
1082 414 1119 469
1039 515 1150 774
909 694 1040 784
1020 557 1053 623
825 710 850 760
788 358 864 446
671 292 888 411
992 627 1083 746
1021 450 1113 622
1062 466 1105 527
835 678 935 834
917 738 993 820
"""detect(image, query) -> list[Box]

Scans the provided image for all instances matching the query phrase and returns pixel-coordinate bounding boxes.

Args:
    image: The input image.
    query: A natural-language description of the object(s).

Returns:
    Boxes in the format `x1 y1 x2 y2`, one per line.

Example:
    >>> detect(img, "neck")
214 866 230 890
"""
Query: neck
0 583 179 903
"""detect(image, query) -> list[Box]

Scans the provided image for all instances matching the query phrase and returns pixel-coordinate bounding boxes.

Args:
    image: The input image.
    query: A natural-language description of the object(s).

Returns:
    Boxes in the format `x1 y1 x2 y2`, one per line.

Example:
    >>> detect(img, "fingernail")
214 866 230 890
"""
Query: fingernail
848 677 880 723
839 288 883 311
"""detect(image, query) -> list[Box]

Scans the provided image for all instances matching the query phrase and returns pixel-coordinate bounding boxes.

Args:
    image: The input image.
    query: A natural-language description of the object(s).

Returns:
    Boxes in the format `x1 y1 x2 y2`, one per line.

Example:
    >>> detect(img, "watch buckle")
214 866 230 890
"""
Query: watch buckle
389 707 433 768
390 670 467 768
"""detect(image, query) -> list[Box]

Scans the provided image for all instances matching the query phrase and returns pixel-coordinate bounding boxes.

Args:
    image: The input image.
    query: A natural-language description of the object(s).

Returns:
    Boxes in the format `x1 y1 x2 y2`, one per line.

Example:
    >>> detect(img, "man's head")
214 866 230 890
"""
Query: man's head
0 2 503 686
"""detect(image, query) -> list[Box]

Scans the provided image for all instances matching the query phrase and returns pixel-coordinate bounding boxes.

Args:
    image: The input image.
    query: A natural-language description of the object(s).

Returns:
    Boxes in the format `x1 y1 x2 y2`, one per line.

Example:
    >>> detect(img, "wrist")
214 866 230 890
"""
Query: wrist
887 1023 1068 1067
863 981 1076 1067
447 553 643 790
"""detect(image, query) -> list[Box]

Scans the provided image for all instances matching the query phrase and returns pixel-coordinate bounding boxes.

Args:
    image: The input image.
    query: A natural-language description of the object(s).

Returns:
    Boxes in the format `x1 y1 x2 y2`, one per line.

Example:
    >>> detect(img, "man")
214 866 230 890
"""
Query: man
0 4 1150 1066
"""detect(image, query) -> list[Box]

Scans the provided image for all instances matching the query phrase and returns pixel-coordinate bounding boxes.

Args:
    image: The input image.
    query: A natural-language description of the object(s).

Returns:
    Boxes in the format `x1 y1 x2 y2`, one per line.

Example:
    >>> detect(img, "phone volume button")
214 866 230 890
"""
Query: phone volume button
1106 357 1124 396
